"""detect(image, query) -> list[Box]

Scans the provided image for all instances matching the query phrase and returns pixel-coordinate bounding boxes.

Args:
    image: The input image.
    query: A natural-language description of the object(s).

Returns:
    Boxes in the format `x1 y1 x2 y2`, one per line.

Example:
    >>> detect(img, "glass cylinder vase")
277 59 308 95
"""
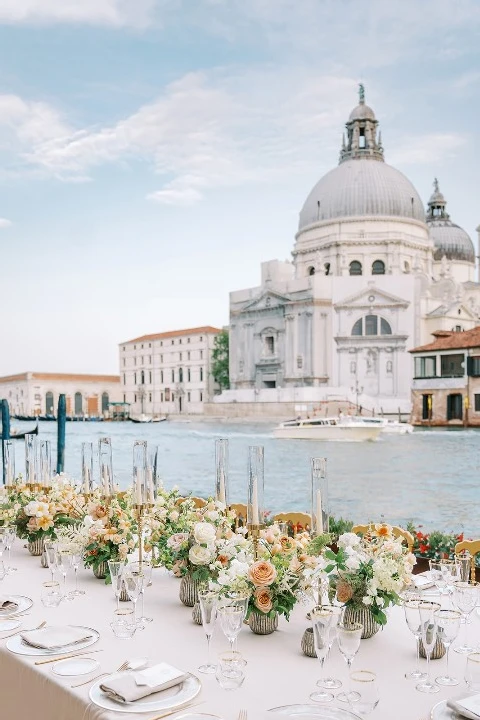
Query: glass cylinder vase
247 446 264 527
311 458 329 535
3 440 15 487
215 438 229 506
98 437 113 497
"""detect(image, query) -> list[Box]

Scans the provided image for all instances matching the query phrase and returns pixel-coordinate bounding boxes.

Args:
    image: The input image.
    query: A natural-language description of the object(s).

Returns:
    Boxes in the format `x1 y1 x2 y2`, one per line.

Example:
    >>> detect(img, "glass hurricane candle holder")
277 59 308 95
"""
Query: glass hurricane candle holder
311 458 329 536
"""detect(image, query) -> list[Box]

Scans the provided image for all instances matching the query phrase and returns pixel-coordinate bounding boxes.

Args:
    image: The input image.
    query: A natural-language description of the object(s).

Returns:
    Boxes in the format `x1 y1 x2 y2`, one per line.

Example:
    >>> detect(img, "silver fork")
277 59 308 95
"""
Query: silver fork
71 659 129 688
1 620 46 639
238 711 247 720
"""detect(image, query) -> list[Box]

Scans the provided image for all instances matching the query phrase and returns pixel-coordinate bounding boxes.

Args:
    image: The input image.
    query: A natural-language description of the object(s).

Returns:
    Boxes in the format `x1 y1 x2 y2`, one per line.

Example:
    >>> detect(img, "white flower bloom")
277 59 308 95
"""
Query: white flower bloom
205 510 220 522
193 522 216 544
363 595 373 606
345 554 362 571
338 532 361 550
189 544 213 566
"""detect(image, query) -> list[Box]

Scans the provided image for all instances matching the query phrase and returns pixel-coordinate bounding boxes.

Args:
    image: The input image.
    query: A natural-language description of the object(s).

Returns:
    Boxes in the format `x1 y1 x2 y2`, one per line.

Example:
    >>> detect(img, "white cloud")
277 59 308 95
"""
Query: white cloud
389 133 467 166
0 218 12 228
0 0 155 27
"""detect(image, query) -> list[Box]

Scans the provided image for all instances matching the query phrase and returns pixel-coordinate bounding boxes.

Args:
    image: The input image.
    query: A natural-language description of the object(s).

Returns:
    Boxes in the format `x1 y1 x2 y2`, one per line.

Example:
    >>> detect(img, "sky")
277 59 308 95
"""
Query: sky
0 0 479 376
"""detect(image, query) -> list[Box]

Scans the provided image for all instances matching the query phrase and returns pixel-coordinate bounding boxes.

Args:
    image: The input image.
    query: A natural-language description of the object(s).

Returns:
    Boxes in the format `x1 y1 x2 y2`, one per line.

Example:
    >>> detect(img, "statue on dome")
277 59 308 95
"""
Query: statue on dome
359 83 365 103
433 177 439 193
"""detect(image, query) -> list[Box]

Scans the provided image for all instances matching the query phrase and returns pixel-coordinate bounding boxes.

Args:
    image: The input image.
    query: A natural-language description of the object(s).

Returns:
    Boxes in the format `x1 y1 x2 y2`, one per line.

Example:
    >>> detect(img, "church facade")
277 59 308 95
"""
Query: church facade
221 88 480 414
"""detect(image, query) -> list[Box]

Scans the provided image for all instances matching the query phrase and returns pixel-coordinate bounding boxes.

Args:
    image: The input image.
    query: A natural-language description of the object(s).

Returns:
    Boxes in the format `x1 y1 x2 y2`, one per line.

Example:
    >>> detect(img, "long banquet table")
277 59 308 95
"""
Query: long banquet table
0 544 473 720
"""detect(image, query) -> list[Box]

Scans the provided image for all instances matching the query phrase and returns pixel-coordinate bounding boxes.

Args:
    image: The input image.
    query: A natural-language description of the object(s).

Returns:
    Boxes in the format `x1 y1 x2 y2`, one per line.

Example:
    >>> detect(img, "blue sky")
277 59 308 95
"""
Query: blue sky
0 0 479 375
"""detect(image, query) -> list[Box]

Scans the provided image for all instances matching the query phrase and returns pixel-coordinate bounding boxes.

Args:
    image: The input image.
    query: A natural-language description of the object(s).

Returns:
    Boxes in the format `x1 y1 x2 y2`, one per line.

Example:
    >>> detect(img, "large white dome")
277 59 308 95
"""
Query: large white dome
298 159 426 231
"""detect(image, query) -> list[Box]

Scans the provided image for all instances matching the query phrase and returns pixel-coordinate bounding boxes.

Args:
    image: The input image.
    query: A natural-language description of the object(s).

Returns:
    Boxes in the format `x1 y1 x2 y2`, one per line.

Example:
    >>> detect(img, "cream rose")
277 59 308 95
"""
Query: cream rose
248 560 277 587
253 586 273 613
193 522 216 545
189 544 213 566
167 532 189 550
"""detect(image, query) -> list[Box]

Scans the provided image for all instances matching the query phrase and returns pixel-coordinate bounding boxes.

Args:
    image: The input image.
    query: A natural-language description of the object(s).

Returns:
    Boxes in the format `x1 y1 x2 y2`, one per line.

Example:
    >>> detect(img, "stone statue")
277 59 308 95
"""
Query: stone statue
359 83 365 103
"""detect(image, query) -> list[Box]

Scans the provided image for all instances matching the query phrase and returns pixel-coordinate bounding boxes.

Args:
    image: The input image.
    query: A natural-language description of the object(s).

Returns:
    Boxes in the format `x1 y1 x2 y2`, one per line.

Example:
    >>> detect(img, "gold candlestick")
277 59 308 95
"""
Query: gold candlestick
247 523 265 560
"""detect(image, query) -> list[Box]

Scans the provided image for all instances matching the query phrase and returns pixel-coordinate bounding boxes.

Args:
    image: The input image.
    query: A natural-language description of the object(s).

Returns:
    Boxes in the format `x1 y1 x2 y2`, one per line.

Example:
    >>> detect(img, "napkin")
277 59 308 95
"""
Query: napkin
21 626 94 650
411 573 435 590
100 663 189 704
447 693 480 719
0 597 18 613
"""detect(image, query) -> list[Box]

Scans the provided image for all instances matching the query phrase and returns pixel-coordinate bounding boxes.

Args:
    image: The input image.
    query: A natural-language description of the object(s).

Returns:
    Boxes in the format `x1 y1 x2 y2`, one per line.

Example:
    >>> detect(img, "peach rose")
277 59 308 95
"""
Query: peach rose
253 586 273 613
279 535 295 552
248 560 277 587
336 579 354 603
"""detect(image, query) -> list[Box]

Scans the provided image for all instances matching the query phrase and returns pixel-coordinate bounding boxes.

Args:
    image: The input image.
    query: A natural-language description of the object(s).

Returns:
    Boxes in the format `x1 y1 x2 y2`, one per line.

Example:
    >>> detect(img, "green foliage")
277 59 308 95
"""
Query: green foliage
328 516 354 541
406 522 464 560
211 330 230 390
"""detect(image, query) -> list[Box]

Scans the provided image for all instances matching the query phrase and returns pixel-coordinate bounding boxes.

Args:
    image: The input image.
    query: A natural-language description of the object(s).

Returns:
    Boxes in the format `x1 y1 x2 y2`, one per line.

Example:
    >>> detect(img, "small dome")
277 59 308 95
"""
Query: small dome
430 221 475 263
298 159 425 230
349 103 376 122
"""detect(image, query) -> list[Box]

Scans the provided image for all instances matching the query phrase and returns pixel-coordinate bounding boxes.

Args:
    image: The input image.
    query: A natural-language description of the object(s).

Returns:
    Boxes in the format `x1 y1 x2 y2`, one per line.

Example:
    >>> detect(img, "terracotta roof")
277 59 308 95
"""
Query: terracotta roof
121 325 222 345
0 372 120 384
410 327 480 353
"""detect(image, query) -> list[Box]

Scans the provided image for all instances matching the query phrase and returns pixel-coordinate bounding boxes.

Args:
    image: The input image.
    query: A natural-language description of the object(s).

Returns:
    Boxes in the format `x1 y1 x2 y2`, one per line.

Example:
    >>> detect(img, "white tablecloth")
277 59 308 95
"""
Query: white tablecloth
0 544 472 720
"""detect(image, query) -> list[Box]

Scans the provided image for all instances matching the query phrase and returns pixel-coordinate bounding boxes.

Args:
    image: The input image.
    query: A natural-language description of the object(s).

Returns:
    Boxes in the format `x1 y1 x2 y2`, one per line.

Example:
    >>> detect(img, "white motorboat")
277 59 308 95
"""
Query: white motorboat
273 416 382 442
352 416 414 435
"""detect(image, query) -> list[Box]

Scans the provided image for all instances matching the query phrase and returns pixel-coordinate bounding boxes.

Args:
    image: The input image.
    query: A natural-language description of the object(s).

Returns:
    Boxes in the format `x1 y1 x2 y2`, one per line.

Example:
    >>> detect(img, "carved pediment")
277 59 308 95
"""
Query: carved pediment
240 290 292 313
427 302 476 320
334 284 409 311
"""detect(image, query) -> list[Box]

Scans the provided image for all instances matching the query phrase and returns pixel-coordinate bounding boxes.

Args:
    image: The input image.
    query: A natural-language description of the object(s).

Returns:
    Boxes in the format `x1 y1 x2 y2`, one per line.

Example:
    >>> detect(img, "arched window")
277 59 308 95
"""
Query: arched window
351 315 392 336
140 370 145 385
308 266 315 276
101 392 109 413
179 367 184 383
349 261 362 276
372 260 385 275
45 391 54 415
74 392 82 415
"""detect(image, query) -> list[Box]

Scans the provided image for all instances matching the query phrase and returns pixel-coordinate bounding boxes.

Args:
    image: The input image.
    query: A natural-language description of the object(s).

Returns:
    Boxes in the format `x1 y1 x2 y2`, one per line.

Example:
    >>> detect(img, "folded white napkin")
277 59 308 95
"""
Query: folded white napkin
447 693 480 719
0 597 18 613
411 573 435 590
100 663 189 704
21 626 94 650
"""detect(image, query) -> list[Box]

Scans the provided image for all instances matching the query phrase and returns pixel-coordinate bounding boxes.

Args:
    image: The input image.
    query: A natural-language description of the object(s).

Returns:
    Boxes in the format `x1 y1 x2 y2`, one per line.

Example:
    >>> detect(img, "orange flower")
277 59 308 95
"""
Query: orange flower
279 535 295 552
253 586 273 613
336 580 353 603
248 560 277 587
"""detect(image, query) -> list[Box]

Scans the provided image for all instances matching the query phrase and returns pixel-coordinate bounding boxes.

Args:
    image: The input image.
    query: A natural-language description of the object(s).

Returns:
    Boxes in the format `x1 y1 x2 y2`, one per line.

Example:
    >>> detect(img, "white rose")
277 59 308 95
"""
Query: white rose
193 522 216 544
363 595 373 606
24 501 39 517
189 544 212 566
345 554 361 571
338 532 361 550
169 510 179 522
230 559 249 578
205 510 220 522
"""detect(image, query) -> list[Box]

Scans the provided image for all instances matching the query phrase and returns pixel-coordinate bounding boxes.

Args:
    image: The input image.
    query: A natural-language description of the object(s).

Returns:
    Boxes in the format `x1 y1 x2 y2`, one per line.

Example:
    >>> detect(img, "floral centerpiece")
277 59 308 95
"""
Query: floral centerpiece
323 525 415 636
0 486 21 528
82 491 135 580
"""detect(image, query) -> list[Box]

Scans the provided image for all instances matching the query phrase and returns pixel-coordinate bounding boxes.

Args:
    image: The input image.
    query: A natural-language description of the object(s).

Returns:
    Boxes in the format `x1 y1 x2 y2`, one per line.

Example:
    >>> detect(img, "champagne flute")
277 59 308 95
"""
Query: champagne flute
452 581 478 654
416 600 441 694
309 608 334 703
403 598 427 681
226 592 249 651
429 560 448 595
43 541 57 584
5 526 17 573
336 622 363 703
198 589 218 674
108 560 125 610
318 604 343 690
434 609 462 686
54 549 73 601
130 561 153 623
68 551 85 597
218 605 244 651
123 569 145 629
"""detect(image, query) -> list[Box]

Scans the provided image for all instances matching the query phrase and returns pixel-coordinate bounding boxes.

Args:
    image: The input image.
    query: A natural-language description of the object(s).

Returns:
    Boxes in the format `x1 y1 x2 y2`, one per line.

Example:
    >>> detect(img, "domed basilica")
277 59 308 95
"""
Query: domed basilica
225 87 479 413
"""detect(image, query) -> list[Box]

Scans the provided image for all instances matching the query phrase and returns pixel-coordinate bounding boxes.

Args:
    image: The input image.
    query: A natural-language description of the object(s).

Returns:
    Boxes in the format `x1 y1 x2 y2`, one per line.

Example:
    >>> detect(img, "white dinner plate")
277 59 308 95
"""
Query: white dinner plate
89 672 201 714
267 706 361 718
52 657 100 677
6 625 100 656
0 619 21 632
430 700 455 719
0 595 33 617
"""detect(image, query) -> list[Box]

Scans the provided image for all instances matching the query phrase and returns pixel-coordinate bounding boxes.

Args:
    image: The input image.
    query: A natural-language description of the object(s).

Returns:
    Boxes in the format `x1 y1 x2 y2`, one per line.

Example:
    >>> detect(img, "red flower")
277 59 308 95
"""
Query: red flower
457 533 464 542
416 532 425 540
419 544 430 554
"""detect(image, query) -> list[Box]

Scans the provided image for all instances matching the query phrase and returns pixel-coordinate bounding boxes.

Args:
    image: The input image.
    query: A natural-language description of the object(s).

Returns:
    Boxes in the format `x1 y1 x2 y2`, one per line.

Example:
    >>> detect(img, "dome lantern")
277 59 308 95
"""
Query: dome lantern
340 84 384 163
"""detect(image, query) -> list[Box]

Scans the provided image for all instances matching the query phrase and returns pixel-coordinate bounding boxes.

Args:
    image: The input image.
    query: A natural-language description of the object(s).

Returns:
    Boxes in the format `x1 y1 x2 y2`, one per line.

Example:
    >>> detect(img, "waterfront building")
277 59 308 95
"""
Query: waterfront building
0 372 121 417
217 87 480 417
410 327 480 426
119 326 221 416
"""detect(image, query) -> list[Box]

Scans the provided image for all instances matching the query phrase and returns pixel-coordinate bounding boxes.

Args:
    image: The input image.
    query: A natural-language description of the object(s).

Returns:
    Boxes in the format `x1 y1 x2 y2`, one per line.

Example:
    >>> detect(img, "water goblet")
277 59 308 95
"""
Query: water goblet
215 651 247 691
68 552 85 598
218 605 244 651
465 652 480 691
108 560 125 610
336 622 363 703
416 600 441 694
318 604 343 690
41 580 62 608
54 549 73 601
5 526 17 573
403 598 427 681
348 670 379 716
434 609 462 686
123 569 145 630
198 589 218 674
110 607 137 639
130 561 153 623
226 591 249 650
452 581 478 654
309 608 334 703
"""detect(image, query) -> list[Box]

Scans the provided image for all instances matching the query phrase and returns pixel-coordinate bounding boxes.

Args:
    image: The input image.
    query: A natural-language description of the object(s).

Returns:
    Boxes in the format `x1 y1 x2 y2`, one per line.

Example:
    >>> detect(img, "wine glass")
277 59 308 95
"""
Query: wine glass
54 548 73 601
429 560 448 595
218 605 244 651
416 600 441 694
123 569 145 629
108 560 125 610
348 671 379 715
215 651 247 691
130 561 153 623
318 604 343 690
198 589 218 674
226 592 249 650
5 526 17 573
452 581 478 654
434 609 462 686
440 559 457 594
68 551 85 598
403 598 427 681
465 652 480 691
336 622 363 703
44 541 57 584
309 608 334 703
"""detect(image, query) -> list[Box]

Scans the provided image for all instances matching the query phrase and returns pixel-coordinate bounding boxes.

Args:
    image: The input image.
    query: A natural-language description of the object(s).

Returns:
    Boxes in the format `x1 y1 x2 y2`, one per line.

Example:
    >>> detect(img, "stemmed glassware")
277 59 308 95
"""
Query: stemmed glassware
68 551 85 598
218 605 244 651
318 604 343 690
130 561 153 623
0 528 8 577
429 561 448 595
198 589 218 674
123 568 145 629
403 598 427 681
434 609 462 686
108 560 126 610
416 600 441 694
54 548 73 601
336 622 363 703
225 592 249 651
5 526 17 573
440 559 458 594
452 581 478 654
309 608 334 703
43 541 57 584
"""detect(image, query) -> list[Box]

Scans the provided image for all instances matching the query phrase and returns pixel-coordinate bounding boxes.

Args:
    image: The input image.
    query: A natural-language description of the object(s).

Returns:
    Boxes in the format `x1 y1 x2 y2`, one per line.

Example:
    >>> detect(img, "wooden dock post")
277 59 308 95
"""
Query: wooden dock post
57 394 66 474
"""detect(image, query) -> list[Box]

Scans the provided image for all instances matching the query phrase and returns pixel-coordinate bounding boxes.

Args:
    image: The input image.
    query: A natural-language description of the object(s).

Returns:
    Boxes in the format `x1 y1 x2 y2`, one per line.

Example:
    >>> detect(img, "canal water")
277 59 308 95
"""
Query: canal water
8 420 480 535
